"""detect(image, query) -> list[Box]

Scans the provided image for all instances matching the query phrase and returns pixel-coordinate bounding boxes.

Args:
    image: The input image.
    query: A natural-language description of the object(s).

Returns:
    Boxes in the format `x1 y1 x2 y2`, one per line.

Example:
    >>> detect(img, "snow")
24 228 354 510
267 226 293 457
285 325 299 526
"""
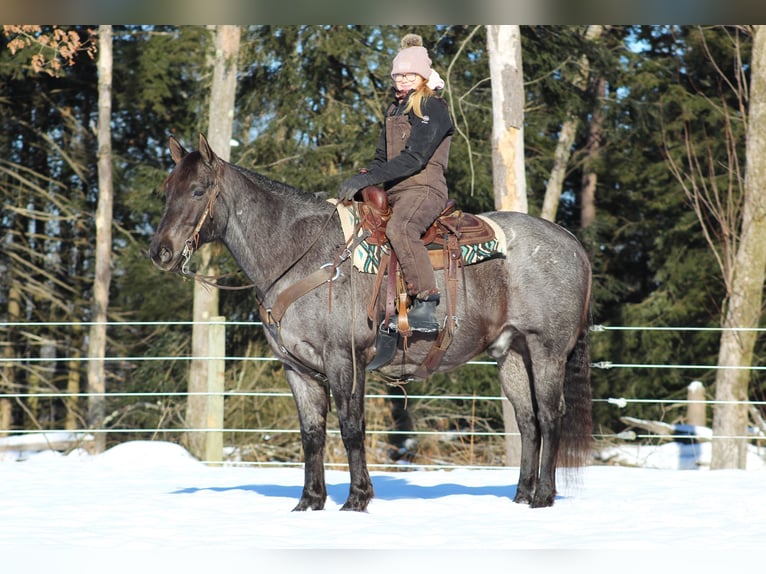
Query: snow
596 437 766 470
1 438 765 573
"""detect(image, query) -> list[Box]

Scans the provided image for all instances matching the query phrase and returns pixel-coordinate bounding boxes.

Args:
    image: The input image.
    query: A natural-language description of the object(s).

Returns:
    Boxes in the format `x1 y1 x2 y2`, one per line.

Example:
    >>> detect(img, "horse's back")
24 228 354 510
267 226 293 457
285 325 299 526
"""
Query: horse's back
484 210 590 290
486 210 588 259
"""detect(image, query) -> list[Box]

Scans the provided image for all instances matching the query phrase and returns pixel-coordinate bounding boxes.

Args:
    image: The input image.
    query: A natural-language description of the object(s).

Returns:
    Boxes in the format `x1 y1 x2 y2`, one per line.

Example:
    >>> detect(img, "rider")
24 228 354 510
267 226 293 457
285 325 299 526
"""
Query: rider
338 33 454 333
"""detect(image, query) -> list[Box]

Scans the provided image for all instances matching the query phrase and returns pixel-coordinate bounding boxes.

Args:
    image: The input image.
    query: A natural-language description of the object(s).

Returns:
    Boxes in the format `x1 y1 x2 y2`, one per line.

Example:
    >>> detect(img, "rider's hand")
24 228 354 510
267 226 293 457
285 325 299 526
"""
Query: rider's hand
338 173 372 201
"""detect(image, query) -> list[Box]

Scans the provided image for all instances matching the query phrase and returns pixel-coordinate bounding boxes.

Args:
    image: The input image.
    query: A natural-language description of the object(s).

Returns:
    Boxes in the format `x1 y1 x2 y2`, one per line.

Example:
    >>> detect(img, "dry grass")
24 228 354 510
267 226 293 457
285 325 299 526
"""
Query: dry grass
221 348 507 468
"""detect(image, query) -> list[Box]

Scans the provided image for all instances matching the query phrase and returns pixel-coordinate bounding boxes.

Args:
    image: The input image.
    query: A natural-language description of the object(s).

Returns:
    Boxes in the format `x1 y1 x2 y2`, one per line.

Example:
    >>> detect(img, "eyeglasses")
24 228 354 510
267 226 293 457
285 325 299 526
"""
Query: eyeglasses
392 73 420 82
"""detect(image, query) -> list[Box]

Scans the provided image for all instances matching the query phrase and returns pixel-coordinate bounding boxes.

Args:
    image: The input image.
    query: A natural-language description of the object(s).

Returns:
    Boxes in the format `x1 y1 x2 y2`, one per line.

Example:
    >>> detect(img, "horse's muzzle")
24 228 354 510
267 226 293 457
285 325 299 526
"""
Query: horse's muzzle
149 240 181 272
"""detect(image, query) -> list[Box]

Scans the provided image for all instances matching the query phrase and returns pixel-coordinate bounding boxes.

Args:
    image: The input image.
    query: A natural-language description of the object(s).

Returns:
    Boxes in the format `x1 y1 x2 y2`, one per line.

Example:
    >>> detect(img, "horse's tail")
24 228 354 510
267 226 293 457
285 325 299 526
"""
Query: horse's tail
558 305 593 468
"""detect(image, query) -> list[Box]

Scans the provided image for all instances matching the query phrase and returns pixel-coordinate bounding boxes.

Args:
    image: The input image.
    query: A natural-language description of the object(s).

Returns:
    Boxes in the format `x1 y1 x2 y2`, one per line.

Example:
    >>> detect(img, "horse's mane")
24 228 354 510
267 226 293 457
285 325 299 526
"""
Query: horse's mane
229 162 330 208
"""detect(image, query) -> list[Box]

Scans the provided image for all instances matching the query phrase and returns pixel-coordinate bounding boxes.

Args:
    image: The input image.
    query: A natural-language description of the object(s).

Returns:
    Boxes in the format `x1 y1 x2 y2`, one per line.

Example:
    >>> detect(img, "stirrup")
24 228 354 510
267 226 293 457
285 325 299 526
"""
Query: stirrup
366 323 399 371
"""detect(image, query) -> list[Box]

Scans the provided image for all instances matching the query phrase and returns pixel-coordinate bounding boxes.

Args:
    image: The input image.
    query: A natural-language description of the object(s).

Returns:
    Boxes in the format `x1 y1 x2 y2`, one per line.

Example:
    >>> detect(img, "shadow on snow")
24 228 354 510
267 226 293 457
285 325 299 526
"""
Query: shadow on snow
172 475 522 505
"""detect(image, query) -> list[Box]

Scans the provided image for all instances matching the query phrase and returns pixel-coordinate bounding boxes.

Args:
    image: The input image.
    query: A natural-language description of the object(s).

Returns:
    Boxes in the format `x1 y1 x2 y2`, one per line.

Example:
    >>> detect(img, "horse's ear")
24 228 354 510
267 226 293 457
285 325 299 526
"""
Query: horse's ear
198 133 220 168
168 136 187 165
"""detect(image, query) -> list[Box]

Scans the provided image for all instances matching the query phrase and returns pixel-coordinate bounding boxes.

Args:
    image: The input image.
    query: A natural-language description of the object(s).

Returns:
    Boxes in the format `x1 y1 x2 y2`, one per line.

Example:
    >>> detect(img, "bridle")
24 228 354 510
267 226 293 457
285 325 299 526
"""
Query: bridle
177 175 264 292
180 182 220 277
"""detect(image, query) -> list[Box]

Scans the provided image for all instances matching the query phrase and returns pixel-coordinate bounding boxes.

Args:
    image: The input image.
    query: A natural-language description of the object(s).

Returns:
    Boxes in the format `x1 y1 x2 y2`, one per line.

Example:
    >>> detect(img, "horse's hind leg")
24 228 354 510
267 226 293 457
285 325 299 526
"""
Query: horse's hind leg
527 338 567 508
495 332 567 508
285 369 329 511
496 351 540 505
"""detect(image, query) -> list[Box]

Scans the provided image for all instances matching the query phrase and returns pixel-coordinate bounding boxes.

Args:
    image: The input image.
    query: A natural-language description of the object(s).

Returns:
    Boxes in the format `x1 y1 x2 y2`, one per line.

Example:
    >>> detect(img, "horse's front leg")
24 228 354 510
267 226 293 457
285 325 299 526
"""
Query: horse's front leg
330 362 373 511
285 368 329 511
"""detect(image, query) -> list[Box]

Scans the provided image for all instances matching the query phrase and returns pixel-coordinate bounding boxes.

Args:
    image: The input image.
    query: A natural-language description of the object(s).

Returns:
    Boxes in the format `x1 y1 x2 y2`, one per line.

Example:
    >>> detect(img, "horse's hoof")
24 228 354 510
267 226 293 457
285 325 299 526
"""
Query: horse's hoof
340 495 372 512
530 492 556 508
292 497 325 511
340 503 369 512
513 491 533 505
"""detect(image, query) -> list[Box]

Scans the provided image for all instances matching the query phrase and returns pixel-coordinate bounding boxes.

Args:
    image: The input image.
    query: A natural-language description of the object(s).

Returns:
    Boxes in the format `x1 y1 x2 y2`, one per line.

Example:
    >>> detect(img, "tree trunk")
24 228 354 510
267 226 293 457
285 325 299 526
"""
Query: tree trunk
66 322 83 431
540 25 605 223
540 117 576 221
488 25 526 214
187 25 240 459
580 75 605 229
711 25 766 469
86 24 113 453
487 25 525 465
1 282 21 437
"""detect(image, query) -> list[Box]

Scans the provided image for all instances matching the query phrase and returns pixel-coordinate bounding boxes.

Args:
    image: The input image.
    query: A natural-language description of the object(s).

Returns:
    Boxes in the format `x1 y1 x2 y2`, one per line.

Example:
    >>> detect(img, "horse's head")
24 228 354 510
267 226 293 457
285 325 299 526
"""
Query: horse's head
150 133 226 273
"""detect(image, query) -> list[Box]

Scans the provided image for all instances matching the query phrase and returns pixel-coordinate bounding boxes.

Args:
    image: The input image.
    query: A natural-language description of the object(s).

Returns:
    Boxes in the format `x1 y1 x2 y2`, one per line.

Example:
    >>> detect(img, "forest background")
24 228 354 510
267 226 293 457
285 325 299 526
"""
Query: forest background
1 25 764 468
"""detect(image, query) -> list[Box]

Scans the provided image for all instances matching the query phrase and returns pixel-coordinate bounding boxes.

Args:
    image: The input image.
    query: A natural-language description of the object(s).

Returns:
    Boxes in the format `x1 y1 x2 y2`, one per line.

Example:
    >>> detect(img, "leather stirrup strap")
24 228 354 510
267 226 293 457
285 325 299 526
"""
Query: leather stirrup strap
444 234 460 336
414 327 453 380
367 251 390 322
413 236 460 379
385 250 399 328
396 266 412 337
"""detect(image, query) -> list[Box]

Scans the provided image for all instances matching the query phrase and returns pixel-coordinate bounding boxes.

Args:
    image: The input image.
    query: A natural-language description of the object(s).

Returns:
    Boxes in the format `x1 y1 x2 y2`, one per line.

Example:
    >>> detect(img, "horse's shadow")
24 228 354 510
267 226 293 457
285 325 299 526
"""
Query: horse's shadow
172 475 518 505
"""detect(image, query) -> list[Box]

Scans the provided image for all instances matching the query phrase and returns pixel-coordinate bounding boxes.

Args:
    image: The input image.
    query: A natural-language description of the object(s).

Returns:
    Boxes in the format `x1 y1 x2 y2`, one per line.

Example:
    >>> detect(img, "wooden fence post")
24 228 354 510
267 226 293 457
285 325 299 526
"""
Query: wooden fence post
0 399 10 438
205 316 225 465
687 380 706 427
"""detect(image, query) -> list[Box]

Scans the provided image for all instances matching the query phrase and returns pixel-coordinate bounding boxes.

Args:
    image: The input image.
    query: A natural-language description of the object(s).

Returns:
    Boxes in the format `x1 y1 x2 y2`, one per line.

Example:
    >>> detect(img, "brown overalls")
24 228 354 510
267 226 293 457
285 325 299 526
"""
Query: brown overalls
384 109 452 298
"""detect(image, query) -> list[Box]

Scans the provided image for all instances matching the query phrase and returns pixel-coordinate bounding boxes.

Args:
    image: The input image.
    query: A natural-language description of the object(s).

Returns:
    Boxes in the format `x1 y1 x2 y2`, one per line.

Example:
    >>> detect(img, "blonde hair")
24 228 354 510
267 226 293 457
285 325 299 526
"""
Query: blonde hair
403 84 435 118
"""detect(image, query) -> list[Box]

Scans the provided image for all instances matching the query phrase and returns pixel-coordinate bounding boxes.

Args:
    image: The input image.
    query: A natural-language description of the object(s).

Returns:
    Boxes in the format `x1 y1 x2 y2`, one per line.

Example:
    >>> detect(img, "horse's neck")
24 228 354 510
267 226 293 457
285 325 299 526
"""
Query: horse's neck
220 167 336 289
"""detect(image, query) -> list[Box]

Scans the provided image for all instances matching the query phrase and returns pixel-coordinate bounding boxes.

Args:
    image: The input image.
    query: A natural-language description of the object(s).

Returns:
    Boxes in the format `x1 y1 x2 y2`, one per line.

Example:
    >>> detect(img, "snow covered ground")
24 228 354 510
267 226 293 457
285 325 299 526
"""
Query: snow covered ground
1 436 764 573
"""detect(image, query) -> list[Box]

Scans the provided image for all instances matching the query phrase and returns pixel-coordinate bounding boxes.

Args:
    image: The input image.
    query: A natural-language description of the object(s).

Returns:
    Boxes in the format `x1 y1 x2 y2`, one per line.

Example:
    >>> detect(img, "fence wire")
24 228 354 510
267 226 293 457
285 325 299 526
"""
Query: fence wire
2 320 765 468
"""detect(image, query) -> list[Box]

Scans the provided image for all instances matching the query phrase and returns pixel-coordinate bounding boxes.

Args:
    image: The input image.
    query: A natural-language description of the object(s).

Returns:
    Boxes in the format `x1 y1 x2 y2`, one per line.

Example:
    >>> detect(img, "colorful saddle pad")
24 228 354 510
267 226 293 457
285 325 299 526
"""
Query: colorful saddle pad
330 199 506 274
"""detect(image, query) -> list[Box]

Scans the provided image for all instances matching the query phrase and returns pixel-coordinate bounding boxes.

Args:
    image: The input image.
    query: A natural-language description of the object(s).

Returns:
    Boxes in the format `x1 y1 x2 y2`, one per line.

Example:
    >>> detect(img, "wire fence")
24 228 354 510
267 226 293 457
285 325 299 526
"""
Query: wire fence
1 320 765 469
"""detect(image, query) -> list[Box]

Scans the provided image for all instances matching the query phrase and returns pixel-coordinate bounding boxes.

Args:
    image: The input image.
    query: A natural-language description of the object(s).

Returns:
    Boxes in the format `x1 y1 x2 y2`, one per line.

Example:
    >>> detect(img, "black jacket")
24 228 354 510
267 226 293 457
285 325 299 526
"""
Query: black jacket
364 90 454 187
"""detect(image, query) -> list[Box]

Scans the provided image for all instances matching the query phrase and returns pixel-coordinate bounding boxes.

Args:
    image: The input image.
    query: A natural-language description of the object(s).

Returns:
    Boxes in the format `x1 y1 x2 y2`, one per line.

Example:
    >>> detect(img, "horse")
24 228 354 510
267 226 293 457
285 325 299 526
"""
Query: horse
150 133 593 511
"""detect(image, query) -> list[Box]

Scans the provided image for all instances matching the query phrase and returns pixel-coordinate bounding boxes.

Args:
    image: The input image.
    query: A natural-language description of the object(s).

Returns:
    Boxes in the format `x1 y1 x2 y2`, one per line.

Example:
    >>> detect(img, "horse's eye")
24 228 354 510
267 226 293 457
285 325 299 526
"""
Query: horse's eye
191 187 206 198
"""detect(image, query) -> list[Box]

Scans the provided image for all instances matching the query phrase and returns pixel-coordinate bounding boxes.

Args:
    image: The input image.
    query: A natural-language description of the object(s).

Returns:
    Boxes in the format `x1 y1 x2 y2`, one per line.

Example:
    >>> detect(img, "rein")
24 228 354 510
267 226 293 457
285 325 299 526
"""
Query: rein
178 179 366 306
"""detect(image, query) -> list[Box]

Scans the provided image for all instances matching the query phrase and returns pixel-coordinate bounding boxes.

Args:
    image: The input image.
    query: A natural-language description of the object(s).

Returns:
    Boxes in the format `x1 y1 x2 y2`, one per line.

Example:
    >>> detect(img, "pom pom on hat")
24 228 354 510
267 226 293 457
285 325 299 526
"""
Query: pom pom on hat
399 33 423 49
391 33 432 81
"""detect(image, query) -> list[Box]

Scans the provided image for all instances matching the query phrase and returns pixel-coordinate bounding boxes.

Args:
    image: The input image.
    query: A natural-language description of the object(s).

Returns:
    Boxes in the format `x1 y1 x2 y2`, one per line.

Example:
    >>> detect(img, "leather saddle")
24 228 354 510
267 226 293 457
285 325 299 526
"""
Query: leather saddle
354 186 501 379
359 186 497 257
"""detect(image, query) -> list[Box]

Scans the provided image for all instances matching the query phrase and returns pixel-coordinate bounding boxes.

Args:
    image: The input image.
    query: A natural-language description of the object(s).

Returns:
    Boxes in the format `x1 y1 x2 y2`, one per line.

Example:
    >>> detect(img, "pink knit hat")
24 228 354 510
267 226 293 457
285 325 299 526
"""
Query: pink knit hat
391 34 432 80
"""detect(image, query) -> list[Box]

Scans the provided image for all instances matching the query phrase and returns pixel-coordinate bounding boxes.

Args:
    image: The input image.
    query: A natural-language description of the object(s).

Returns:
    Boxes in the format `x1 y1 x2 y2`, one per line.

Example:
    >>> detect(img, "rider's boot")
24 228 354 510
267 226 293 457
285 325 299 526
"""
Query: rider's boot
401 291 441 333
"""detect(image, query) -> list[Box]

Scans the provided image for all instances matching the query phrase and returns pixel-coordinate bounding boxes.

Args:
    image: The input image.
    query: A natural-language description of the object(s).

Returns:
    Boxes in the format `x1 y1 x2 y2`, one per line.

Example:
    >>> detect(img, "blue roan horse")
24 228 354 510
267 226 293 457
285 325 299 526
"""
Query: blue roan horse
150 134 593 511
